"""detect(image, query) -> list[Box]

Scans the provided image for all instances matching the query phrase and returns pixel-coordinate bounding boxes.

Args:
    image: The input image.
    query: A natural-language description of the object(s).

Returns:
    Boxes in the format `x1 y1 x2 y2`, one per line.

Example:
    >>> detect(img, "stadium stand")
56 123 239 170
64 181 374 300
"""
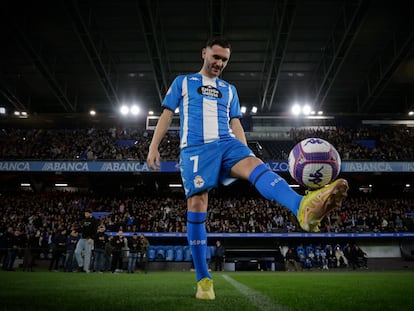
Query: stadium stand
1 126 414 272
1 125 414 161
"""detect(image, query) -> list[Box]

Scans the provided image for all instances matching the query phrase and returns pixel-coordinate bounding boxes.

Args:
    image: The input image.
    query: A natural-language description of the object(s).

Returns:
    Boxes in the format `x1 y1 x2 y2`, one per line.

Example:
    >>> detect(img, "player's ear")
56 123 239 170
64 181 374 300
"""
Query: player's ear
201 47 207 60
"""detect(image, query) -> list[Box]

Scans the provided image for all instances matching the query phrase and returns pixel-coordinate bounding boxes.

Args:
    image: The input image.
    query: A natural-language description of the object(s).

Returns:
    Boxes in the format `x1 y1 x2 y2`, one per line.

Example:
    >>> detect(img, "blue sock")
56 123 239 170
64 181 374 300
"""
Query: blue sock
187 211 211 281
249 163 303 216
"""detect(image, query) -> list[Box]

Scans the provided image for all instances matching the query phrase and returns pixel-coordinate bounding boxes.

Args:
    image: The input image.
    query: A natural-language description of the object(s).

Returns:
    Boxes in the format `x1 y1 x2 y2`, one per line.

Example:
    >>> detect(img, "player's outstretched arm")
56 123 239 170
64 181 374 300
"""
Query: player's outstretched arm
147 108 174 170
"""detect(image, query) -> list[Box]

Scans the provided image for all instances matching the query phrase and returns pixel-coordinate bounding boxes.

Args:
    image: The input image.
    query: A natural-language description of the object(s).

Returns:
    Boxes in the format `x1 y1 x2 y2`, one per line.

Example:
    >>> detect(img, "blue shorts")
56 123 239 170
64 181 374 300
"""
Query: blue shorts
180 138 255 198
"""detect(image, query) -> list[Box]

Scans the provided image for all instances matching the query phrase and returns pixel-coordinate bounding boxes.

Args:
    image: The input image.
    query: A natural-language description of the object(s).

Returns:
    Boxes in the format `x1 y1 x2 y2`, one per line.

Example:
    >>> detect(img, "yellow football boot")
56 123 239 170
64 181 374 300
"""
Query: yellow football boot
298 179 349 232
195 277 215 300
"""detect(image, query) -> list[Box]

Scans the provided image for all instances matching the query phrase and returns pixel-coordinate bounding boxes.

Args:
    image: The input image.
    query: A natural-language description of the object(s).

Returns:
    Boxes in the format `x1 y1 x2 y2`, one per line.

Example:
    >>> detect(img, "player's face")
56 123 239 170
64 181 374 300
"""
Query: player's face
202 45 231 78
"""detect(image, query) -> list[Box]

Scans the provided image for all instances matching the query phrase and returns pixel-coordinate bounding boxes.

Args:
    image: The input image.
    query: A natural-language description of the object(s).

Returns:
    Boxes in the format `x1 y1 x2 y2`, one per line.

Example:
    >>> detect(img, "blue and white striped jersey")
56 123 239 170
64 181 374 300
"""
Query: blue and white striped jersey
162 73 242 149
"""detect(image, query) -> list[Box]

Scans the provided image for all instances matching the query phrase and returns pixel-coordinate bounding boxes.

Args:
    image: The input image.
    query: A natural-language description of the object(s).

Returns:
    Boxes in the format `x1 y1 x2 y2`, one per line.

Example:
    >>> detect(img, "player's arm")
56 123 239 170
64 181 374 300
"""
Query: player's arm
230 117 247 145
147 108 174 170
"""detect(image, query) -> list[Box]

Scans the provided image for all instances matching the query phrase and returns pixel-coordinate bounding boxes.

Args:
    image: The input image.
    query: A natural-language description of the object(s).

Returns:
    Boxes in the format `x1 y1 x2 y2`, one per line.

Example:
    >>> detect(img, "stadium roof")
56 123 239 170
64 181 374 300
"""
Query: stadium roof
1 0 413 123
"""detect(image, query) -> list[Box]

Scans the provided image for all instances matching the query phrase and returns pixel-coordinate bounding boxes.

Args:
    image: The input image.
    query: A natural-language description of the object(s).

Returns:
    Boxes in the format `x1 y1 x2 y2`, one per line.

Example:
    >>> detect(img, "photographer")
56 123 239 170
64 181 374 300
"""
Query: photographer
138 234 150 273
285 248 301 271
214 240 225 272
353 244 368 269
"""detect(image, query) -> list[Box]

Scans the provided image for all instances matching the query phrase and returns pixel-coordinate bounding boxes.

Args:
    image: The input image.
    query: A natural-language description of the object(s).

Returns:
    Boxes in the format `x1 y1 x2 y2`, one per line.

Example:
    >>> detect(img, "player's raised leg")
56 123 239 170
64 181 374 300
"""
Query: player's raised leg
233 158 348 233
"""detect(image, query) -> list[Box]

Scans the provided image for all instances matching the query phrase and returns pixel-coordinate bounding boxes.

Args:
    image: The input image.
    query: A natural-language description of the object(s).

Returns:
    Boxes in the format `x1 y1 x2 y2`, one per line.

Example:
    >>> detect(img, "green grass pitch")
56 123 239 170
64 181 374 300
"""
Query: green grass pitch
1 270 413 311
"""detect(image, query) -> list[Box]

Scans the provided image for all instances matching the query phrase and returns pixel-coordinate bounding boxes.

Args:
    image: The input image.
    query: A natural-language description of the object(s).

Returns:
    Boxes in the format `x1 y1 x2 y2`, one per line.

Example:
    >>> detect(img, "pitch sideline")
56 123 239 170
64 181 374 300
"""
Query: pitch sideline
222 274 290 311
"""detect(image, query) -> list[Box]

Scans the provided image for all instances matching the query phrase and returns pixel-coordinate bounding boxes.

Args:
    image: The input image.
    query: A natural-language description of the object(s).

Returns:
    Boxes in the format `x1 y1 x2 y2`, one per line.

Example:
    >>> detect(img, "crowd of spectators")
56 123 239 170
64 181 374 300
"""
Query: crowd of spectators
1 125 414 161
1 191 413 240
0 128 179 162
290 126 414 161
1 190 413 270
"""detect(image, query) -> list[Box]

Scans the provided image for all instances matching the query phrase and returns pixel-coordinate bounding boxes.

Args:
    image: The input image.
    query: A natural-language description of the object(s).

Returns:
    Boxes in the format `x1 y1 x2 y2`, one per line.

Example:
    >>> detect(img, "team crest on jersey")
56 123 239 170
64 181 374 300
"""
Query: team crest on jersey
197 85 222 98
193 175 205 188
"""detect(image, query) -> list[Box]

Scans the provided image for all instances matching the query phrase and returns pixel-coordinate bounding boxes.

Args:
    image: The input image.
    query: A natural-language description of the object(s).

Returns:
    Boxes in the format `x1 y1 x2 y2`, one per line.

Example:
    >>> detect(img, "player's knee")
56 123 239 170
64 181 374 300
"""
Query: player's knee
188 193 208 212
232 157 263 180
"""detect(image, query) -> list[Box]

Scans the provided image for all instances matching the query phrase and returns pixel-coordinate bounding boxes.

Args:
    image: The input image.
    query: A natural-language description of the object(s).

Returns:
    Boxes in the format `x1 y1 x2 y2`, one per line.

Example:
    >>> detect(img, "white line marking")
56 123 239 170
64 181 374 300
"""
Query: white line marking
222 274 290 311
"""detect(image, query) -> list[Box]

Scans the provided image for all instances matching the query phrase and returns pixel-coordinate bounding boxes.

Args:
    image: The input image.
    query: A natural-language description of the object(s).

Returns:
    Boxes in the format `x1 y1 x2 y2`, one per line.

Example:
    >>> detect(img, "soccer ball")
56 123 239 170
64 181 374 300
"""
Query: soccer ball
288 138 341 189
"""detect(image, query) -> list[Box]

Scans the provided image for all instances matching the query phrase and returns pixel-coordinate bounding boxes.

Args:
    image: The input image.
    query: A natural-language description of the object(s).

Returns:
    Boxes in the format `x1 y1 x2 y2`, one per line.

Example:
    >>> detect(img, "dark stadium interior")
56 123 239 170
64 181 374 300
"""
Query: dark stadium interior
0 0 413 119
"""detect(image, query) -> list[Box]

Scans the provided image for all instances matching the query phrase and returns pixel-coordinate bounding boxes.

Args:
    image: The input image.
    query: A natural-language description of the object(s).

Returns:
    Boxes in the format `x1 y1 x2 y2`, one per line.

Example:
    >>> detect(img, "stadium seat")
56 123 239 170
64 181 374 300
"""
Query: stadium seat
165 246 174 261
209 245 216 258
156 246 166 261
296 246 305 257
174 246 184 261
183 245 192 262
296 246 306 264
147 246 156 262
206 245 212 266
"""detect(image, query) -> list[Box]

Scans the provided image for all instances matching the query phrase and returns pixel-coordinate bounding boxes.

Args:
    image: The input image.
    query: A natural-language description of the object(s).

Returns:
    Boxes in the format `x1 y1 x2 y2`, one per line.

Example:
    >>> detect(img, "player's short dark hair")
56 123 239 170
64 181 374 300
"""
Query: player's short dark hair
206 36 231 52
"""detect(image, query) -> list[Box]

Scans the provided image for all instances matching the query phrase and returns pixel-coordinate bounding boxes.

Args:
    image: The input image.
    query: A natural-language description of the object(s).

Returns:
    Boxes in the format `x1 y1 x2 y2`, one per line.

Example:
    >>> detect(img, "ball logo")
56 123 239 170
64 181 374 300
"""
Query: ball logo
197 85 222 98
308 167 324 185
305 138 326 146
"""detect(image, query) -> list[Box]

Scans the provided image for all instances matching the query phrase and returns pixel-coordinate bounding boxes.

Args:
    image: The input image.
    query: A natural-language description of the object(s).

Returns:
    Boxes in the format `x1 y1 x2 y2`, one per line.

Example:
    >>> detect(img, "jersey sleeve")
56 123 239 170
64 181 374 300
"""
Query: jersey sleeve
162 75 184 111
228 83 242 119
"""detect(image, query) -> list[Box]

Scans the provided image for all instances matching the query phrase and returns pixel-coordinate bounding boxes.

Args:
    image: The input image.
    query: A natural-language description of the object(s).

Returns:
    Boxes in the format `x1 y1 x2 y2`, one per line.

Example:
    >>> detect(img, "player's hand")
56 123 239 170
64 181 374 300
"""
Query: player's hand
147 146 161 171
